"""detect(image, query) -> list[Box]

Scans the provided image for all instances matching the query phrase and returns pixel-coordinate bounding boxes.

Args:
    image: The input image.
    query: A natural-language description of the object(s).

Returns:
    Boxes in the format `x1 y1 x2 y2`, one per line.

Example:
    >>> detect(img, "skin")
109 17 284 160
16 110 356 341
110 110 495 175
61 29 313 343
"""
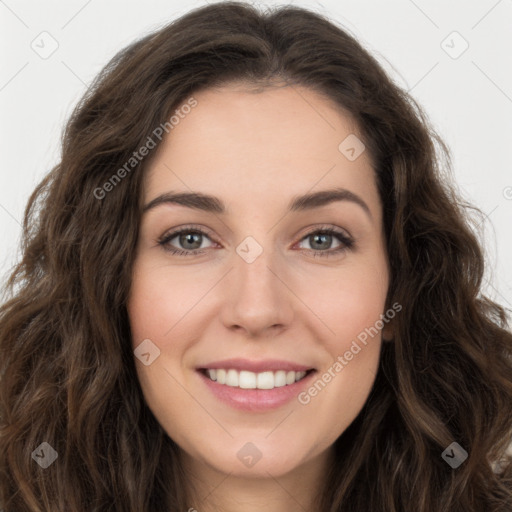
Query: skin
127 82 393 512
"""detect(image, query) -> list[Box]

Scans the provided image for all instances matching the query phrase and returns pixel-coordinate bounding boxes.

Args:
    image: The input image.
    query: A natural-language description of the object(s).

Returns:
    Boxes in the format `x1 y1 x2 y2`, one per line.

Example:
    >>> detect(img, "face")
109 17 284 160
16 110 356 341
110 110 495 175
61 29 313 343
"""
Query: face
127 83 392 481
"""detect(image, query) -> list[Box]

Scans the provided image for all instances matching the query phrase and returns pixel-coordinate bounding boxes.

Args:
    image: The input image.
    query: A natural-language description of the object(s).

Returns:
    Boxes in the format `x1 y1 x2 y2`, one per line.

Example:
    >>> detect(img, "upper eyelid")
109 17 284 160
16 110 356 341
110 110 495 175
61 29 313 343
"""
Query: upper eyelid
161 224 218 242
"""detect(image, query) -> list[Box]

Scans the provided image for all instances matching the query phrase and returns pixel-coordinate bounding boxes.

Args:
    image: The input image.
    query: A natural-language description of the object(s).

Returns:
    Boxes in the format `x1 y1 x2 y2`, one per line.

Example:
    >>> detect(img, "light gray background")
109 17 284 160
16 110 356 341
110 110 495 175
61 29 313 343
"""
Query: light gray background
1 0 511 310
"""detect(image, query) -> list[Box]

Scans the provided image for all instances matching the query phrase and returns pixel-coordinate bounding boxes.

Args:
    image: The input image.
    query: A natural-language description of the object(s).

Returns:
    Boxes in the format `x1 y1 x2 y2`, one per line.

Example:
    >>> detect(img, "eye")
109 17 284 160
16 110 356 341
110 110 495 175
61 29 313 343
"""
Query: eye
296 227 354 257
157 225 355 258
157 225 216 256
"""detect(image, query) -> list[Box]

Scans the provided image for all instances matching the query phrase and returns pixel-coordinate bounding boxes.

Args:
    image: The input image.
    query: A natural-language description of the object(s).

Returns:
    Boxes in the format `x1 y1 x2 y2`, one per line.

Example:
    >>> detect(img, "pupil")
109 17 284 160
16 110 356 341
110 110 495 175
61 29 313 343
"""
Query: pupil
311 233 331 250
181 232 201 249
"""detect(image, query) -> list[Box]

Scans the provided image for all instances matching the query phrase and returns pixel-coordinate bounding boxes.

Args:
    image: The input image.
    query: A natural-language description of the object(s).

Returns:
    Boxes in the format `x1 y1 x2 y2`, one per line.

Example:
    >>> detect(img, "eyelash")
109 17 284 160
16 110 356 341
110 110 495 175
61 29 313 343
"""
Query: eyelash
156 224 355 258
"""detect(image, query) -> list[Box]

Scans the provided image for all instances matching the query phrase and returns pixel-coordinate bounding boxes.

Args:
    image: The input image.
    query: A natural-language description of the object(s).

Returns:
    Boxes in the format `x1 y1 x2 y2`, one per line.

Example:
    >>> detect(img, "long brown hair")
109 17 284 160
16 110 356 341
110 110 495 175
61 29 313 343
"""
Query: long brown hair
1 2 511 510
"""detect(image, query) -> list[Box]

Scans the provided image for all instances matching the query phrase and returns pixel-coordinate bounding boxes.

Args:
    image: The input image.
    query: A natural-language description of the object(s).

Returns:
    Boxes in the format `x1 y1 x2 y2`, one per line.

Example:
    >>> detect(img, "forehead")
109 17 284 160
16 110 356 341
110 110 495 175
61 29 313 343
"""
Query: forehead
144 83 381 219
160 82 362 160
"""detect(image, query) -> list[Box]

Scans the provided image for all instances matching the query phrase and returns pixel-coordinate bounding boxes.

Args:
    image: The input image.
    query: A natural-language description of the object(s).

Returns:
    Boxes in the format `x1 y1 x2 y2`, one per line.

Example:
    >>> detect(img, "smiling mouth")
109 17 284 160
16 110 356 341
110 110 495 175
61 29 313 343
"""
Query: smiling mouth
198 368 316 390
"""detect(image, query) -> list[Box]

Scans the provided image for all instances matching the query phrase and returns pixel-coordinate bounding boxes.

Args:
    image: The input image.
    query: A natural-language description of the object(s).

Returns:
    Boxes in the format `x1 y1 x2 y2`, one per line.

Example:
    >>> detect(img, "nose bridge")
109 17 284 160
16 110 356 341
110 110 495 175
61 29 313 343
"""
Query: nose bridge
220 235 293 334
233 236 281 303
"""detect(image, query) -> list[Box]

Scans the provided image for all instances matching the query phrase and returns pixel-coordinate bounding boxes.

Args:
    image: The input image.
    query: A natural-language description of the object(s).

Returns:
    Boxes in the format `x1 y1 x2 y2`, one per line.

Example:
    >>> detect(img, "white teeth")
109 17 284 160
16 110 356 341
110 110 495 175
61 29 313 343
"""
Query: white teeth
216 369 226 384
257 371 274 389
274 370 287 387
295 371 306 382
225 369 238 387
204 368 309 389
239 370 256 389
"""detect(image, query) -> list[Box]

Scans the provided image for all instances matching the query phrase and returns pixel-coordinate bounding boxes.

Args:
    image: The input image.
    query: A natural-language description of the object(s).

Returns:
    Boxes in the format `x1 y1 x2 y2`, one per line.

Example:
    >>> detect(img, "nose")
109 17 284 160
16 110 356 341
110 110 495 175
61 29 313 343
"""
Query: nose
219 244 294 338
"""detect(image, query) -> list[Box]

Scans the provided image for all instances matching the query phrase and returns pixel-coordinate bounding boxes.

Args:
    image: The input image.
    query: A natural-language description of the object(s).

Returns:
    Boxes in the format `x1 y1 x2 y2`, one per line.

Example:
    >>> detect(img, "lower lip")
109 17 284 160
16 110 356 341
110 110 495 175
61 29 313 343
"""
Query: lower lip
197 370 317 412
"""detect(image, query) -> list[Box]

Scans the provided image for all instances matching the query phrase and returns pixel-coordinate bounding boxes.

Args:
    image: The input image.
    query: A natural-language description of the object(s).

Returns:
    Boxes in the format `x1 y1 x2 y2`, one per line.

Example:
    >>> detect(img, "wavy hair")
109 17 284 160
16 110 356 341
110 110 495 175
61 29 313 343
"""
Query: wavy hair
1 2 511 510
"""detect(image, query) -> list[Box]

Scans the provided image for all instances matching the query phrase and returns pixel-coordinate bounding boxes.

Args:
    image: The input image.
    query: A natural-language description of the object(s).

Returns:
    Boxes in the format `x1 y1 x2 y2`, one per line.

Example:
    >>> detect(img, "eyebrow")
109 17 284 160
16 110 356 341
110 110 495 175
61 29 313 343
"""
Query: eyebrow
142 187 372 219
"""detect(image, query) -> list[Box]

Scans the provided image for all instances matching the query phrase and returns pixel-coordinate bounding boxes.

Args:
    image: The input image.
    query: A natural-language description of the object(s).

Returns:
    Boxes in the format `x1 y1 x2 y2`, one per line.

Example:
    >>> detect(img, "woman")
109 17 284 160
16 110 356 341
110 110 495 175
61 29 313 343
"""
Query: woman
1 2 511 511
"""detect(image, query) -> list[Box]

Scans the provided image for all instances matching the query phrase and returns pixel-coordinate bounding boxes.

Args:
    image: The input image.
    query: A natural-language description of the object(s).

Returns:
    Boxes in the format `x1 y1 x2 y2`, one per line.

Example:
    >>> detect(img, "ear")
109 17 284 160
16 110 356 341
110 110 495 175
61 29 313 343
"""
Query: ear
381 319 394 342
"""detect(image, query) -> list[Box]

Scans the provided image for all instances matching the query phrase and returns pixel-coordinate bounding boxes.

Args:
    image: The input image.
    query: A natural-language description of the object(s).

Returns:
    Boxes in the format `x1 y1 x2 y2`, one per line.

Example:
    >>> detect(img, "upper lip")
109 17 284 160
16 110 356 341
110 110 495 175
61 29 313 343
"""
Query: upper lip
197 358 315 373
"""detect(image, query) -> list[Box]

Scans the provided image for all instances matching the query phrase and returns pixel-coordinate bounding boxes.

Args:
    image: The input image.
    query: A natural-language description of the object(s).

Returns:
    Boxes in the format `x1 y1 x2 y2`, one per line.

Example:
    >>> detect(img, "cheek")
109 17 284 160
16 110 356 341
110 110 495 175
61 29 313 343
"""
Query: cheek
127 266 202 444
127 262 213 346
298 257 388 346
295 258 388 404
